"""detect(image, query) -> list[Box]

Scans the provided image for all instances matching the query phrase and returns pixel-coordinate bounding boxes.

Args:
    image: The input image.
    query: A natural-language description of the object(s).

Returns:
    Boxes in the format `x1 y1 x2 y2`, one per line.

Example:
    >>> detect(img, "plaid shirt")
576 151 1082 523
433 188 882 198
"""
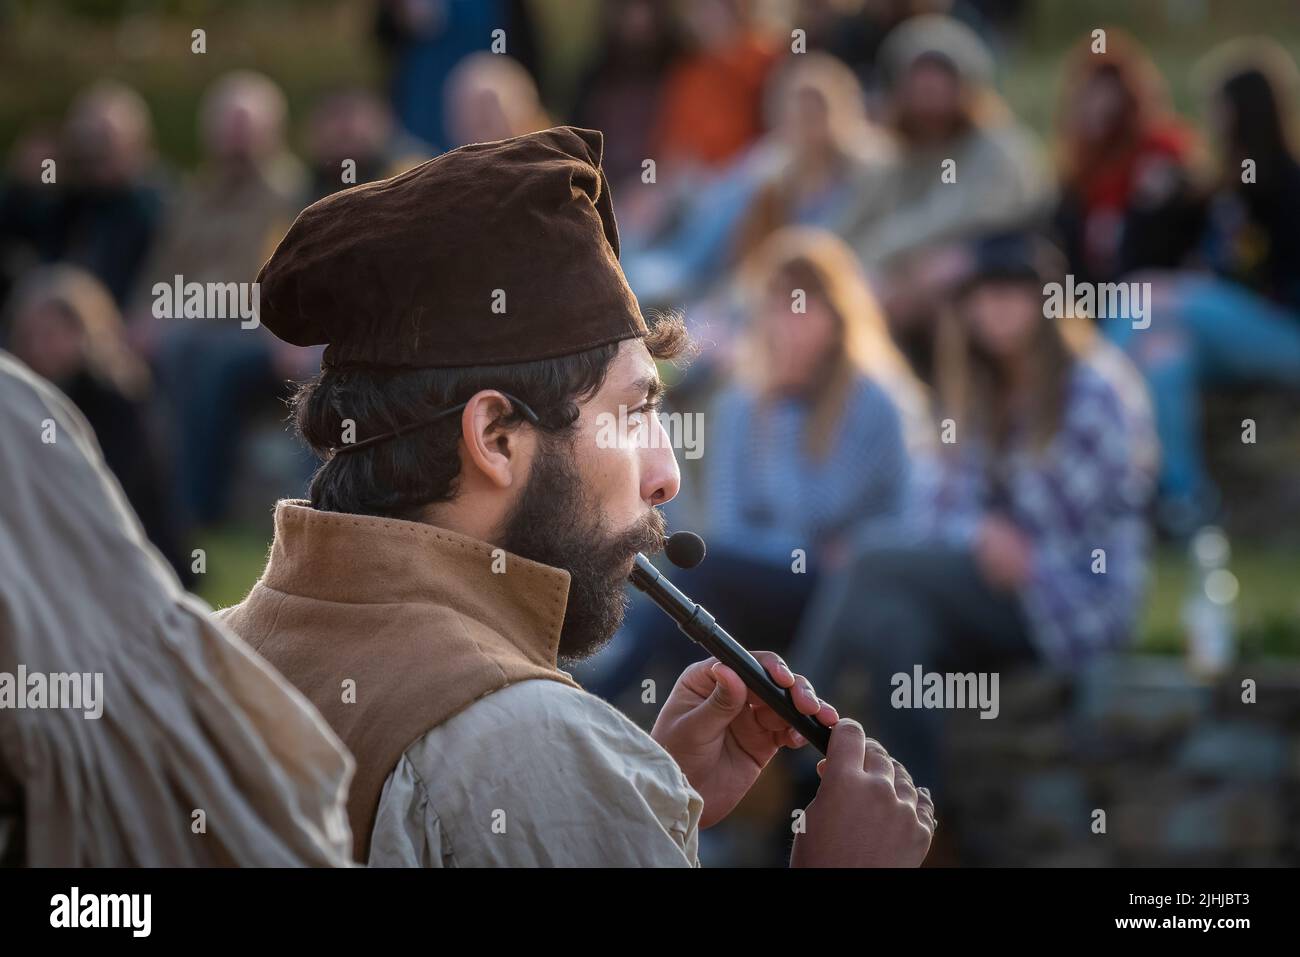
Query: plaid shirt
912 347 1158 666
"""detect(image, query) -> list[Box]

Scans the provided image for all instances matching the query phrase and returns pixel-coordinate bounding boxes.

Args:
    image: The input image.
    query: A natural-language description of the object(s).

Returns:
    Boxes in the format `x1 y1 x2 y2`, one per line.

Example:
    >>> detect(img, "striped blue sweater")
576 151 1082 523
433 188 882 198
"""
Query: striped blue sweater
698 376 912 568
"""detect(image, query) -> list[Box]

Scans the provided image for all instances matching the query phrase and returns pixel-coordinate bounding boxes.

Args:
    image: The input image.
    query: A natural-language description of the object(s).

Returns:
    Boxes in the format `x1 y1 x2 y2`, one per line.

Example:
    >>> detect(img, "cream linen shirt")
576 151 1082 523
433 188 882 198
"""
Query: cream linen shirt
368 679 704 867
0 352 352 866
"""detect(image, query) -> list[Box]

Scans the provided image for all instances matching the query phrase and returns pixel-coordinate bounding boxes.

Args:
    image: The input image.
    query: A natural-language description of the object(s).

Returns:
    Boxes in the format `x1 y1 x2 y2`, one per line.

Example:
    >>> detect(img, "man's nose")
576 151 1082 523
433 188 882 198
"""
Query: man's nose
642 434 680 507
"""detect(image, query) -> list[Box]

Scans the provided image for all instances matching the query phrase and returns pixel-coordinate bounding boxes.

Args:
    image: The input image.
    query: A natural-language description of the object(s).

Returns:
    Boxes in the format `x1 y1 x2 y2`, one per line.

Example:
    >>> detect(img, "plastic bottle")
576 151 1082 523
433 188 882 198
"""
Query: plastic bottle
1182 525 1239 678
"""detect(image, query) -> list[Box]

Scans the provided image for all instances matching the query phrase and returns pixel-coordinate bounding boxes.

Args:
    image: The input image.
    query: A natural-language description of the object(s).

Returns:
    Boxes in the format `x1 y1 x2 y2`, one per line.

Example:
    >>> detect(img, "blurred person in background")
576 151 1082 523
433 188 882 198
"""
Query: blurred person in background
134 70 311 527
302 88 430 205
443 52 551 149
850 14 1051 371
853 14 1050 268
795 0 984 89
582 227 928 704
617 0 784 256
375 0 539 151
131 70 303 325
651 0 782 174
5 265 190 583
5 83 167 309
625 52 895 315
1106 39 1300 535
572 0 685 193
732 53 898 265
788 233 1157 800
1052 29 1203 290
0 126 62 314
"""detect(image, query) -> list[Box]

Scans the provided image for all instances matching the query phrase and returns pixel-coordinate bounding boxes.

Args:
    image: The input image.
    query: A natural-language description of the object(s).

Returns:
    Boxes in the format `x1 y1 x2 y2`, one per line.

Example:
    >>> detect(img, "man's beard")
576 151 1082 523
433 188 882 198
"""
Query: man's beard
500 433 666 663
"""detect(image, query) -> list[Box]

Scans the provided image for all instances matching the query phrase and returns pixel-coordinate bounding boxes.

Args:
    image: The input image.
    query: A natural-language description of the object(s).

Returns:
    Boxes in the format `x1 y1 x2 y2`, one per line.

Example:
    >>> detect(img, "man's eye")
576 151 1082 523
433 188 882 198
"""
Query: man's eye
629 399 662 425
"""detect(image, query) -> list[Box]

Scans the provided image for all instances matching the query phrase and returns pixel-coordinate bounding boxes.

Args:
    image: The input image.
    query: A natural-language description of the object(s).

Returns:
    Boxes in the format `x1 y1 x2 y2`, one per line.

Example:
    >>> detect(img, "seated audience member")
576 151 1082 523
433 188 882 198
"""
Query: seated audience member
42 82 167 307
848 14 1053 370
792 0 951 89
850 14 1052 273
625 52 895 309
133 70 303 311
572 0 685 193
1106 40 1300 534
442 53 551 151
374 0 540 152
302 88 429 205
732 53 898 266
133 71 311 526
651 0 782 174
0 126 61 314
581 227 928 702
788 234 1157 799
1052 30 1203 290
5 265 191 583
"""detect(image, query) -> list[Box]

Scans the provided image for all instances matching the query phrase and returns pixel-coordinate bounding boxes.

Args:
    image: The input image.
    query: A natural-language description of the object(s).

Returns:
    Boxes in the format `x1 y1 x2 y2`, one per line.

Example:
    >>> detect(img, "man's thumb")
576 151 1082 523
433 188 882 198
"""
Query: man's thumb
705 662 746 717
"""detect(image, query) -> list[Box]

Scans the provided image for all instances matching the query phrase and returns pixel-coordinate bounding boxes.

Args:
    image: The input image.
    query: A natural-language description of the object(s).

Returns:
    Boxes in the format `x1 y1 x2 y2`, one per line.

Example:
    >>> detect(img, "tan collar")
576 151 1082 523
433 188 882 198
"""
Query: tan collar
261 500 571 670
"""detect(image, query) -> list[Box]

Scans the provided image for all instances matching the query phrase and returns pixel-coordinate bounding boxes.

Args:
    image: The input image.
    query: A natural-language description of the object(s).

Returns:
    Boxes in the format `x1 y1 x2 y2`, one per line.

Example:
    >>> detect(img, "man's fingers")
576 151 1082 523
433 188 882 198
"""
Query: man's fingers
916 784 934 812
814 701 840 727
750 702 790 733
917 786 938 832
753 651 795 688
823 718 867 775
791 677 821 715
890 758 918 807
741 657 824 722
750 652 822 714
861 736 894 780
674 657 722 699
705 662 747 716
750 666 820 716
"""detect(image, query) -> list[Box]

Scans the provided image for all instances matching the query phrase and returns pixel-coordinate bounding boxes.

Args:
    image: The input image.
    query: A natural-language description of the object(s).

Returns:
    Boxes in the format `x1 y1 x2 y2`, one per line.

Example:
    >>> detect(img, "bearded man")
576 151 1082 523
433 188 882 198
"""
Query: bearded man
219 126 935 866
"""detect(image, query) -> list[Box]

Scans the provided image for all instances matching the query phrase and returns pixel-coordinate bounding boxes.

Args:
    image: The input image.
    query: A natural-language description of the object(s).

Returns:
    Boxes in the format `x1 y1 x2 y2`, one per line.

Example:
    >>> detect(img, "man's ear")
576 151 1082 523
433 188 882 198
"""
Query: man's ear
459 390 533 490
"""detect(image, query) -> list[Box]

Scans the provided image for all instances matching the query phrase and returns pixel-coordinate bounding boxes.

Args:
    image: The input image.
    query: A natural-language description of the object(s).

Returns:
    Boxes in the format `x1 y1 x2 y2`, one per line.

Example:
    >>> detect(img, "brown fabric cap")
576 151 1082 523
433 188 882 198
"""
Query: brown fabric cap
256 126 647 368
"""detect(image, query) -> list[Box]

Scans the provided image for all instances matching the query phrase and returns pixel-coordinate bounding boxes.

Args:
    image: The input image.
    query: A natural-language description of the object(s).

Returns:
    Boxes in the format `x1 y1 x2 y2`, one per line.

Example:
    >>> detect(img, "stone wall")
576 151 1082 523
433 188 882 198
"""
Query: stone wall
943 656 1300 866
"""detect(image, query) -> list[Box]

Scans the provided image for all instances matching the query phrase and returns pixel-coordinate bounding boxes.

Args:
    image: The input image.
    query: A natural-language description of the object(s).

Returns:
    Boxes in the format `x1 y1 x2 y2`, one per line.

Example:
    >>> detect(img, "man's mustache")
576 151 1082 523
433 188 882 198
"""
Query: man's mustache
616 508 667 562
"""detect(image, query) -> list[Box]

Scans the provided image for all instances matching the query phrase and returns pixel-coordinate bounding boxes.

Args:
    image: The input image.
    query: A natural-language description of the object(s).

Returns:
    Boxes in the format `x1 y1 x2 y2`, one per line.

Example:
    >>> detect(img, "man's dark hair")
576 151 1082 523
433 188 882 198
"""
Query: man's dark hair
291 314 692 519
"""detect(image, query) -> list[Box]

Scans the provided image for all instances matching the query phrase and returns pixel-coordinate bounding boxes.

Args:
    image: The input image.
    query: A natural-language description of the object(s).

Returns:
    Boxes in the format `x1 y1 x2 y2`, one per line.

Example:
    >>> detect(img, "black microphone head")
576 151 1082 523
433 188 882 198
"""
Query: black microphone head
665 531 706 570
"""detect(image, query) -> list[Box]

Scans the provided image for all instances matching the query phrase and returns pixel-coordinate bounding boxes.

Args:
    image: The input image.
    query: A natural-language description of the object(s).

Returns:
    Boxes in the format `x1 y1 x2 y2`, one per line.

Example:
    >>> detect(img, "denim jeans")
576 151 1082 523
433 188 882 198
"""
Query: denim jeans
787 546 1037 803
1105 275 1300 506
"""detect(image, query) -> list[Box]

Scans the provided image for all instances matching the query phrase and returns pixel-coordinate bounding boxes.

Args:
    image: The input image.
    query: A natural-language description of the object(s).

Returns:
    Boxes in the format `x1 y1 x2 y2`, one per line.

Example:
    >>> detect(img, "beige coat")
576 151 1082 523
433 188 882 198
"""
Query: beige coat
220 501 703 866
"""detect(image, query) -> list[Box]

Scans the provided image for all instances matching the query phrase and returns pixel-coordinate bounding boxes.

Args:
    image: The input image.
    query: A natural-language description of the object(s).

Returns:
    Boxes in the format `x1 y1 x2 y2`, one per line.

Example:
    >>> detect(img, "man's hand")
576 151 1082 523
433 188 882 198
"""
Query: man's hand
651 652 837 828
975 514 1034 591
792 720 936 867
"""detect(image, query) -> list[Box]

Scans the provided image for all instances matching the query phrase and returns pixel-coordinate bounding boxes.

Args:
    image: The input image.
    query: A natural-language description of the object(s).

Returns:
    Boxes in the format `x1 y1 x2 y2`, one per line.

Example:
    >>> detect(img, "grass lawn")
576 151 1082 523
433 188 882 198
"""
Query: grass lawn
194 524 1300 659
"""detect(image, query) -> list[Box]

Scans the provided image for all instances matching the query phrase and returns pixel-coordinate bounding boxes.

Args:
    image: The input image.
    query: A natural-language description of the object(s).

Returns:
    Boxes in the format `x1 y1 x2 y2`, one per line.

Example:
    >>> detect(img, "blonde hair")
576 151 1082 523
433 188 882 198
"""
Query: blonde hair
8 265 150 399
762 52 874 154
737 226 928 459
444 53 551 142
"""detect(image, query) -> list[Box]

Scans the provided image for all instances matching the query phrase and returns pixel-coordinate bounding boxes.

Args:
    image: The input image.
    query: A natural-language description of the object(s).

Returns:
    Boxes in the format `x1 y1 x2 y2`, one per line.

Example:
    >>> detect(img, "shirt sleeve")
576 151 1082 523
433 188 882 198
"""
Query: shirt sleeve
837 382 912 550
367 680 703 867
367 755 448 868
